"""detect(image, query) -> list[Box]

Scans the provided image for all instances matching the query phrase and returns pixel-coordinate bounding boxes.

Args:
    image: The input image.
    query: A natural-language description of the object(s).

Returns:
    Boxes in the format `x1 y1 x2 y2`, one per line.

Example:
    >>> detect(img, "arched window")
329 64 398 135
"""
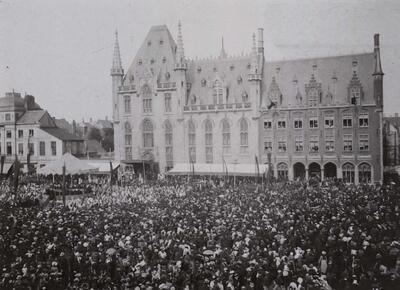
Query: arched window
359 163 372 183
240 119 248 153
277 162 288 180
124 96 131 114
188 120 196 163
342 163 355 183
165 121 173 169
142 119 153 148
124 122 132 159
213 79 224 104
142 85 152 113
205 120 213 163
222 119 231 154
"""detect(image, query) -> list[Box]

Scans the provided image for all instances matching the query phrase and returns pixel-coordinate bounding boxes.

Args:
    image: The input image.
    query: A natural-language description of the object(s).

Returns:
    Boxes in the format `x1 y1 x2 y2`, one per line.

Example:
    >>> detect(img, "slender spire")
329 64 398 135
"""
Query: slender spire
111 30 123 75
177 21 185 62
373 33 383 76
219 36 227 59
251 33 259 74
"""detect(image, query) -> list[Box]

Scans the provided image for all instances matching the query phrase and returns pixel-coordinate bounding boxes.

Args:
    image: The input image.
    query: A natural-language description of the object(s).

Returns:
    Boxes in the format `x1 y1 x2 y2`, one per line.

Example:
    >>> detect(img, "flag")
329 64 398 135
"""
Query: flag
267 101 277 110
13 159 20 192
222 157 228 178
255 155 260 178
0 156 4 174
5 162 14 179
109 161 113 185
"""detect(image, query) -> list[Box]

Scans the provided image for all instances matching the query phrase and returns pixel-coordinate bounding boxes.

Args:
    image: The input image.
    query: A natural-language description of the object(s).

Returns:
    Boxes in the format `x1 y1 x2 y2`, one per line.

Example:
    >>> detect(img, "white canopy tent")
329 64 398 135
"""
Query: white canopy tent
86 160 121 174
37 153 97 175
167 163 269 177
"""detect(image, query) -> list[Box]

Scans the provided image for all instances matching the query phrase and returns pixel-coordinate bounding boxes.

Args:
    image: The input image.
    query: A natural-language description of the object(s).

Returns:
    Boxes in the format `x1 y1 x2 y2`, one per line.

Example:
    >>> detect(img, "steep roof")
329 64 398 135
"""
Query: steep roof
123 25 177 86
186 56 252 104
41 127 83 141
263 52 375 107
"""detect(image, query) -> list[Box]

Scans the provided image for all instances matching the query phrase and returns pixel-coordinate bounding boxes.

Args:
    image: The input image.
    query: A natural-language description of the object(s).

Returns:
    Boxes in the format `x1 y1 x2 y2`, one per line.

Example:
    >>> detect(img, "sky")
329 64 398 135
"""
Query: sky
1 0 399 122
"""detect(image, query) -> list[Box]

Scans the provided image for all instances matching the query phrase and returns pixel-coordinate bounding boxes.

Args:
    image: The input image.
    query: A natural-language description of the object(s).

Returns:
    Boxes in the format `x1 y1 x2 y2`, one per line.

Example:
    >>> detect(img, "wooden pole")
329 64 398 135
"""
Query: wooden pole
62 164 66 206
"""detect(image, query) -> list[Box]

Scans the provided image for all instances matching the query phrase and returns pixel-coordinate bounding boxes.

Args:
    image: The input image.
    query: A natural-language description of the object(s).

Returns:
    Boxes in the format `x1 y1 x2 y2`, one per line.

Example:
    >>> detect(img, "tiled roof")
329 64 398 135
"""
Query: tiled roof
263 53 375 107
42 127 83 141
124 25 177 84
16 110 46 124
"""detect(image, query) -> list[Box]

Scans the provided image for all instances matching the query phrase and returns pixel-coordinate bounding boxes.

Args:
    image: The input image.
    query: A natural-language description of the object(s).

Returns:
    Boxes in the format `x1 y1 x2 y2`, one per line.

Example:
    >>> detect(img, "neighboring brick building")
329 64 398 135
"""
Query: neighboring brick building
111 24 384 184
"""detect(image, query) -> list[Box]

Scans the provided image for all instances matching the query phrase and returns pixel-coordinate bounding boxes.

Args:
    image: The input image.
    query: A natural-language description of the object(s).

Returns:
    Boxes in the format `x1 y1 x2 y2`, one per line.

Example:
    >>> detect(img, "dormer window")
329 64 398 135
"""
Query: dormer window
230 65 235 71
201 79 207 87
213 67 217 72
247 63 251 69
190 94 197 105
150 58 155 65
159 39 164 45
350 87 361 105
197 67 202 73
165 72 170 80
138 59 142 65
237 75 243 84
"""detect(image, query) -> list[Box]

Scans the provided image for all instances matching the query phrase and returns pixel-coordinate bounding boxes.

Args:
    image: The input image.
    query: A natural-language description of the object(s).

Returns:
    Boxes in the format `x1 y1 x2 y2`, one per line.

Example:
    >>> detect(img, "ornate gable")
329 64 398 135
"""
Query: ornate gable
267 76 282 106
347 60 364 105
305 73 322 107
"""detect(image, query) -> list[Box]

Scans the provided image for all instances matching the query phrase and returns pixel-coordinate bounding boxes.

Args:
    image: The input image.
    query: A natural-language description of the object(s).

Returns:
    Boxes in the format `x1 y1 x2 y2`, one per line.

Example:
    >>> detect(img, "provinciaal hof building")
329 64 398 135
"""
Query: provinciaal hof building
111 23 384 184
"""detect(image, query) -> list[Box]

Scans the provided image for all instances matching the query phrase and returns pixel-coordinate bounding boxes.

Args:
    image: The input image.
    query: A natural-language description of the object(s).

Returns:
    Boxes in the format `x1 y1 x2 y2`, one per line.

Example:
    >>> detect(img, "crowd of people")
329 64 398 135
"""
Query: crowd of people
0 176 399 289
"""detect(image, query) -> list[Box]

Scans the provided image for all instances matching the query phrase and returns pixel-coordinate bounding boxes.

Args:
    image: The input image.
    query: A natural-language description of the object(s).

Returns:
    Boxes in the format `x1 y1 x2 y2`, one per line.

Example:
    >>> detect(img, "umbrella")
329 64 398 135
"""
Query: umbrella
106 248 116 255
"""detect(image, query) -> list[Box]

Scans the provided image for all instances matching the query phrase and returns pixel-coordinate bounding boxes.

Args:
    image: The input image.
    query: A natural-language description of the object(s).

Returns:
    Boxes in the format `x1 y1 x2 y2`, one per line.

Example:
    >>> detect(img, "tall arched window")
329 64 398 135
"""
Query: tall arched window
188 120 196 163
165 121 173 169
213 79 224 104
142 119 153 148
205 120 213 163
222 119 231 154
142 85 152 113
359 163 371 183
342 163 355 183
124 122 132 159
124 96 131 114
240 118 248 153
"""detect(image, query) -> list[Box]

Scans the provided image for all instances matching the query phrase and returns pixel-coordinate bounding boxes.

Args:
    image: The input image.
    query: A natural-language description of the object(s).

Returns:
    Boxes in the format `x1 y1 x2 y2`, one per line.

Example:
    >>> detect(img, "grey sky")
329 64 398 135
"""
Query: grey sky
1 0 399 121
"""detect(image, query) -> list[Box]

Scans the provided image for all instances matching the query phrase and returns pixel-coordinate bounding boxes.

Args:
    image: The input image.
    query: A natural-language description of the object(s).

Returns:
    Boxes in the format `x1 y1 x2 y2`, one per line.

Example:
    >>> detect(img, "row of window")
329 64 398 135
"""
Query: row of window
263 113 369 130
264 134 369 153
0 141 57 156
1 129 35 139
124 119 249 164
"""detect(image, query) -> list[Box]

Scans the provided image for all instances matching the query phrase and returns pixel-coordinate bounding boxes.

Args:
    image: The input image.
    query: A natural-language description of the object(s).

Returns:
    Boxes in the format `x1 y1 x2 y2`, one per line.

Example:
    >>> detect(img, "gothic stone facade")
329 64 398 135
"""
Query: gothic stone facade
112 25 384 184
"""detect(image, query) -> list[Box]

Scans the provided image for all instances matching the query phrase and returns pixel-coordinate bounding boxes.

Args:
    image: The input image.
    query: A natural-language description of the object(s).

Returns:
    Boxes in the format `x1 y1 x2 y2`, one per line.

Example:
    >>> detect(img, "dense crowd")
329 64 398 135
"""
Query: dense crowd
0 177 399 289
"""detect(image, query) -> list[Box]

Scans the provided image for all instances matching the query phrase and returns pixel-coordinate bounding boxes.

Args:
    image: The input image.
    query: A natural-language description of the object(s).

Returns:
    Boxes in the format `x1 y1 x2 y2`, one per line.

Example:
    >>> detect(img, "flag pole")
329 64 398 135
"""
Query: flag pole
62 162 66 207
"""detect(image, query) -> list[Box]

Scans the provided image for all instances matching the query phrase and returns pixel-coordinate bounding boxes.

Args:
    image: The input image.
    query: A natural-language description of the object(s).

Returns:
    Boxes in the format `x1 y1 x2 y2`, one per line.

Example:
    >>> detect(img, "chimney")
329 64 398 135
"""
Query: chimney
24 95 35 110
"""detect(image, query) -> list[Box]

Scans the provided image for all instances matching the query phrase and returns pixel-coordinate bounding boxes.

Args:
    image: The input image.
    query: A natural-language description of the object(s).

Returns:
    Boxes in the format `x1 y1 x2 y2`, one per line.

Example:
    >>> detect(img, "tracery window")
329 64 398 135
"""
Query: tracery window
142 85 152 113
188 120 196 163
142 119 154 148
124 122 132 159
165 121 173 167
240 119 248 153
205 120 213 163
222 119 231 154
342 163 355 183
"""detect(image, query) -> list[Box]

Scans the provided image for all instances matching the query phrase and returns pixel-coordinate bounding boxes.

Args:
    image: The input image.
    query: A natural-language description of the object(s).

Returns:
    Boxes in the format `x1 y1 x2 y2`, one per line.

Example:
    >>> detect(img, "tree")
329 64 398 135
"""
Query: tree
87 127 102 142
102 127 114 152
